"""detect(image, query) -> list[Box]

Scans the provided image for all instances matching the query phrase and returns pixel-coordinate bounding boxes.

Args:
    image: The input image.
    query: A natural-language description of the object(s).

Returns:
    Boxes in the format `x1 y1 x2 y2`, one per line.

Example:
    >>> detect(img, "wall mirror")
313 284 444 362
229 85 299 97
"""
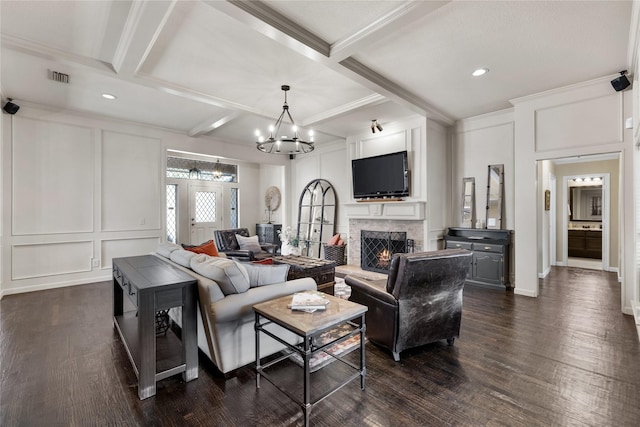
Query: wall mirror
569 185 602 221
461 177 476 228
485 164 504 229
297 179 336 258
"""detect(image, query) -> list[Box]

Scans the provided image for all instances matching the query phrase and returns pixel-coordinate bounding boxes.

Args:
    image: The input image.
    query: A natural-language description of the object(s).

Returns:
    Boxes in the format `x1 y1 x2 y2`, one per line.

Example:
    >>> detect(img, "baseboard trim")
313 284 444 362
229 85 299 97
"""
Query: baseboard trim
1 275 111 297
538 266 551 279
514 288 538 298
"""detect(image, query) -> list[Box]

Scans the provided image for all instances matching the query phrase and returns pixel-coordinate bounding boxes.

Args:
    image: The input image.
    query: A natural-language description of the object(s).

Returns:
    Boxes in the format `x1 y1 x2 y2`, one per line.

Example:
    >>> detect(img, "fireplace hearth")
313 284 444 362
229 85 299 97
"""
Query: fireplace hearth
361 230 407 273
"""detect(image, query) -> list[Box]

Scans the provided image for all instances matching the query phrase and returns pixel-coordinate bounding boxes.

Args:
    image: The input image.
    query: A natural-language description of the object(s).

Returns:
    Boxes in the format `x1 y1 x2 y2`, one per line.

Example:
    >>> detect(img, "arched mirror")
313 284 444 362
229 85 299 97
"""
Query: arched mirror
485 164 504 229
461 177 476 228
297 179 336 258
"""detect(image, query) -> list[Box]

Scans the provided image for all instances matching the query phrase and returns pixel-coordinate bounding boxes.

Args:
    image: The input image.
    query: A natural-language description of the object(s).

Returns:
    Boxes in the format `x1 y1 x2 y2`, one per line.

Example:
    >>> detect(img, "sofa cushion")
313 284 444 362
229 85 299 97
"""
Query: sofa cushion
190 254 250 295
156 242 181 258
235 234 262 253
243 263 290 287
182 240 219 257
169 249 197 268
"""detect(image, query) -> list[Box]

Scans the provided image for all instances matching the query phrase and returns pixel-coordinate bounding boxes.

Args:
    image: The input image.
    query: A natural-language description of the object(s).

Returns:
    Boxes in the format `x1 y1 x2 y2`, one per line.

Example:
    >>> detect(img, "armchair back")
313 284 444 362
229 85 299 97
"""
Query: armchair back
214 228 250 251
347 249 471 361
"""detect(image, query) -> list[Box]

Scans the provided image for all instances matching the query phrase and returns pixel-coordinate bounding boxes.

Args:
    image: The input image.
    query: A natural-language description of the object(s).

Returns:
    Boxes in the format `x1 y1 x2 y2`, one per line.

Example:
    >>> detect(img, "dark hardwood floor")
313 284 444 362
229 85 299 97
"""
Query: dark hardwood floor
1 267 638 426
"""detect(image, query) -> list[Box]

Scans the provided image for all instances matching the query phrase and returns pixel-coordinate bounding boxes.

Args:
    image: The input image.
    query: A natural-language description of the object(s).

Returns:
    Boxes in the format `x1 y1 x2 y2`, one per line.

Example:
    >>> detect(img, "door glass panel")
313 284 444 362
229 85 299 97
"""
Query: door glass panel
166 184 177 243
195 191 216 222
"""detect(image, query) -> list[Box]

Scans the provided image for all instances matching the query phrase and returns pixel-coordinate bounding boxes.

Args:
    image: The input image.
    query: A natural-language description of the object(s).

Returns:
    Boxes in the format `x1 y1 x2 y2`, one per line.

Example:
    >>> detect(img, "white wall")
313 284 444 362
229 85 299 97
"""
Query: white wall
290 140 349 238
452 110 515 231
0 103 287 297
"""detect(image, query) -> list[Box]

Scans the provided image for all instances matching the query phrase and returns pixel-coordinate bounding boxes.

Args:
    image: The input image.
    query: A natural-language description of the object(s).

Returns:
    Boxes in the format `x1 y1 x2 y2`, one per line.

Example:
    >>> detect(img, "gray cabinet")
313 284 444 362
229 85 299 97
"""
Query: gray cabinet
444 228 512 290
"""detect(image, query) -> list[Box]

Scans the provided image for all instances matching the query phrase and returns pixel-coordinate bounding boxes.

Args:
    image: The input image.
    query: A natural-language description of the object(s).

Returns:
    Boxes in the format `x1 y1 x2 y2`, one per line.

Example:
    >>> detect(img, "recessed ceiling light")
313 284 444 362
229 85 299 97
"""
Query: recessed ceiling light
472 68 489 77
102 93 117 100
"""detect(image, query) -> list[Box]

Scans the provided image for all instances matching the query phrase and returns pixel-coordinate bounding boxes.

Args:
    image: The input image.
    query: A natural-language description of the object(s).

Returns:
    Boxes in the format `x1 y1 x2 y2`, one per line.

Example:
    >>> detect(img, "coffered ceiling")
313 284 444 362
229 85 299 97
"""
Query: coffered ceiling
0 1 635 149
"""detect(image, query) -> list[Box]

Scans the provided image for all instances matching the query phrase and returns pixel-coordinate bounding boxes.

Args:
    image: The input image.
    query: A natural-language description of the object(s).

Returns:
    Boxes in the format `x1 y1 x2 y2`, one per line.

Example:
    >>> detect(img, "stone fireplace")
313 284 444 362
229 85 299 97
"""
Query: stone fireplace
347 219 424 269
360 230 408 273
344 201 427 270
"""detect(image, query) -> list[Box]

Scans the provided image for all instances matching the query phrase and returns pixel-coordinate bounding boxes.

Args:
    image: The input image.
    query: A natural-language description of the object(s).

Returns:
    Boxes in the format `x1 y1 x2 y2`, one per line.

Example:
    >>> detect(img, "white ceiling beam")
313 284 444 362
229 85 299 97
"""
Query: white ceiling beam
212 0 453 125
188 112 239 137
1 34 116 73
111 0 178 77
301 94 386 127
330 1 451 63
339 57 453 125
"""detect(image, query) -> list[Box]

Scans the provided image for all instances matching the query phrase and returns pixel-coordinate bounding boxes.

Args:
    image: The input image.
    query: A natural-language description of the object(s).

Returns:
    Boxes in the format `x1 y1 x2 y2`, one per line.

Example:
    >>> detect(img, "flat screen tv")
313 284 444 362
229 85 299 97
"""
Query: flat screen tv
352 151 409 199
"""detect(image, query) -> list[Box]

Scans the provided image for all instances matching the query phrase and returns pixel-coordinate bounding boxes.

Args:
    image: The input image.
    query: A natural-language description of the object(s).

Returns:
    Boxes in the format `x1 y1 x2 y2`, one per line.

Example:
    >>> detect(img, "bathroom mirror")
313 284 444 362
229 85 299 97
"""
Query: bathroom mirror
569 186 602 221
485 164 504 229
461 177 476 228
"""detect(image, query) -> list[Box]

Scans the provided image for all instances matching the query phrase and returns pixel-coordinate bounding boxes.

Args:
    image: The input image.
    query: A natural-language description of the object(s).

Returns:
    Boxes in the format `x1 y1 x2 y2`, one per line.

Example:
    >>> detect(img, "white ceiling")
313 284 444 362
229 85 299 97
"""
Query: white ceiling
0 0 635 149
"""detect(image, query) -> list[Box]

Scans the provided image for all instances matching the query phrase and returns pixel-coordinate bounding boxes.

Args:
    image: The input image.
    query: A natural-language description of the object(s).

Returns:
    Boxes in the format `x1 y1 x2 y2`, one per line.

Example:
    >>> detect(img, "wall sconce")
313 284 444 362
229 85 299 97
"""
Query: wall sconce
371 119 383 133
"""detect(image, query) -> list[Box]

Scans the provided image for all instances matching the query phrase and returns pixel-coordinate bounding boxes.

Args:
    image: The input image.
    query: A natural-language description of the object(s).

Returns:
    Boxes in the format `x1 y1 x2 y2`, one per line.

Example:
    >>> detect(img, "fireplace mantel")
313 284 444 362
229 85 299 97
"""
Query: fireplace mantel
345 201 425 221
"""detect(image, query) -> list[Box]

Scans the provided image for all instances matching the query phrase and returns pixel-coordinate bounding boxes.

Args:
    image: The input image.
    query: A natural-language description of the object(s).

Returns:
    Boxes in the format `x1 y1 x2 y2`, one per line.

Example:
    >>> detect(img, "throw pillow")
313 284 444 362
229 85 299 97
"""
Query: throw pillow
190 254 250 295
252 258 273 265
243 263 290 287
156 242 181 258
182 240 219 257
235 234 263 253
169 249 197 268
327 233 341 246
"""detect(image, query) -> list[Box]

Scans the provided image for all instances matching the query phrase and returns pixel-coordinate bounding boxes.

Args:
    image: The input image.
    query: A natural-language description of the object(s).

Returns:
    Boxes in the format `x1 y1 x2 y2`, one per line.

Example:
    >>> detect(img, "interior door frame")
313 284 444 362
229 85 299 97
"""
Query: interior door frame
561 173 610 270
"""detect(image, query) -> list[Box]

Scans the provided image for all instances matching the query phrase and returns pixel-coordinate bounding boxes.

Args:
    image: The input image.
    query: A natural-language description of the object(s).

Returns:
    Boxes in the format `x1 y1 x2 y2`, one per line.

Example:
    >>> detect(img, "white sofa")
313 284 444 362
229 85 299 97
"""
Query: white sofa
154 243 316 374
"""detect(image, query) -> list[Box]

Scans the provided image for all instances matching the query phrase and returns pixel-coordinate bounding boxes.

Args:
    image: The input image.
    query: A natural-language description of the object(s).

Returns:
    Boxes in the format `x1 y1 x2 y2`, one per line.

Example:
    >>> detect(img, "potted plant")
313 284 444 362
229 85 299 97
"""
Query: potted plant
278 226 301 256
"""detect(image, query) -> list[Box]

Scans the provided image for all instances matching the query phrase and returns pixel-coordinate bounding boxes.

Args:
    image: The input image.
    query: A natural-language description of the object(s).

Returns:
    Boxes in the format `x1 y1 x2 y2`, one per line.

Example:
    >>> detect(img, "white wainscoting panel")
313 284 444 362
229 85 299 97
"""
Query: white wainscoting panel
535 93 621 152
358 130 407 158
101 237 160 268
12 241 93 279
12 117 94 235
101 131 162 231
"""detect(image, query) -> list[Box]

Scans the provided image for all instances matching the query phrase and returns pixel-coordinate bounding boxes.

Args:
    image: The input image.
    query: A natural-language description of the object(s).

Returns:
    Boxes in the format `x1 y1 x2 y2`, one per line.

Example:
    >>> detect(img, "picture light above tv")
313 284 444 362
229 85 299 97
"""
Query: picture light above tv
352 150 409 200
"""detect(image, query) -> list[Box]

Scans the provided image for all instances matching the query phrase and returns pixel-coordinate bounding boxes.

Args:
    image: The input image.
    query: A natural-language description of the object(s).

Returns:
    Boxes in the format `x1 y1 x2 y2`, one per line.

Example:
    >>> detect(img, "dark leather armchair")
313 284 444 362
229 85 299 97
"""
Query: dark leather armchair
345 249 472 361
213 228 275 261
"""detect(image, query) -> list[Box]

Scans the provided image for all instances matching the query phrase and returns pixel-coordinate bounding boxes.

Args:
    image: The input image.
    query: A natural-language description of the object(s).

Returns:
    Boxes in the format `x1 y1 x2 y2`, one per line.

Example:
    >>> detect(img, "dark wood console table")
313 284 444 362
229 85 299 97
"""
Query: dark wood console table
444 228 512 290
112 255 198 399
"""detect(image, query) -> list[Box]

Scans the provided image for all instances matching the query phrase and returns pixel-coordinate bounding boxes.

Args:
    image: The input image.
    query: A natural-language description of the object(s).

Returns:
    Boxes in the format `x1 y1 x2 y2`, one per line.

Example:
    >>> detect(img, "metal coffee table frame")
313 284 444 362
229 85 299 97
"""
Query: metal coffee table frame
253 295 366 426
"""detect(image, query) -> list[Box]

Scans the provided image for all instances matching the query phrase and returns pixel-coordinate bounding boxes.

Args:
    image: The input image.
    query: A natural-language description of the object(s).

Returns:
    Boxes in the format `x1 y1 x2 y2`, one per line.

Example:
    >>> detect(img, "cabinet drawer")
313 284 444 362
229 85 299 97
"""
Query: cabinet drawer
473 243 504 253
446 240 472 250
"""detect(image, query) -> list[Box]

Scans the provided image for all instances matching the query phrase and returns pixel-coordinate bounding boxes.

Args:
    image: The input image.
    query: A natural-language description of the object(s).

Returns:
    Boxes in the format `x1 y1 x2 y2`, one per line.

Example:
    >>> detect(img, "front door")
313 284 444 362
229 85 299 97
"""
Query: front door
189 184 223 244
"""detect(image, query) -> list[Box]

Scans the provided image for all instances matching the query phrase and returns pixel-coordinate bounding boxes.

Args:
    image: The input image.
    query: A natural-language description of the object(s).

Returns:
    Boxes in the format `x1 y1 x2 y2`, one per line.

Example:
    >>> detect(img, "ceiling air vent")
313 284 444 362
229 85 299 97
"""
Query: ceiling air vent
49 70 69 84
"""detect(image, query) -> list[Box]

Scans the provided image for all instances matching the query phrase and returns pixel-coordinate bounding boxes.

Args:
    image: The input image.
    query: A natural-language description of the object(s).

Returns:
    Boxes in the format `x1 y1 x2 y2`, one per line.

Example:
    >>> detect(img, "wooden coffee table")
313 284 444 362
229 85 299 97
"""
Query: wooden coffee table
253 294 367 426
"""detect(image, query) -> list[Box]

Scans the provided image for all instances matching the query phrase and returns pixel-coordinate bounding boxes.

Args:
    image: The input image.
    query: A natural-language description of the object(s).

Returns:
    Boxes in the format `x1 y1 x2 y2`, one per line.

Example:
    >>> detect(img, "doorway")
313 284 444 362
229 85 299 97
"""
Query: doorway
539 152 620 276
189 183 223 244
563 173 609 270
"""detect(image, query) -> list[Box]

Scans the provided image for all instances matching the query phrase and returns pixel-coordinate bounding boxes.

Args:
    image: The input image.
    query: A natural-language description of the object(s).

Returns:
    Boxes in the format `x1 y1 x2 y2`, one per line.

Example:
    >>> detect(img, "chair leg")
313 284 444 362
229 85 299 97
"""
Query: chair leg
447 338 455 346
392 351 400 362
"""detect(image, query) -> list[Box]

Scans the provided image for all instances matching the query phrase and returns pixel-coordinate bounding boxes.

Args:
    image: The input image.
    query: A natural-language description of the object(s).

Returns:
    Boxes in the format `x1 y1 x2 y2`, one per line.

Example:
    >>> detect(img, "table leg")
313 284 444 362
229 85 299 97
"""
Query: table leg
182 283 198 382
360 313 366 390
137 290 156 400
255 311 261 389
303 336 311 427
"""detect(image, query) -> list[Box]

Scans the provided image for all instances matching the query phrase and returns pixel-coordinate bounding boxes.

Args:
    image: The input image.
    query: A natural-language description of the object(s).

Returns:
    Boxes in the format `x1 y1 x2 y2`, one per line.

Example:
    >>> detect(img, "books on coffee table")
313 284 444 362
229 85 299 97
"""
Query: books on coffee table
288 291 330 311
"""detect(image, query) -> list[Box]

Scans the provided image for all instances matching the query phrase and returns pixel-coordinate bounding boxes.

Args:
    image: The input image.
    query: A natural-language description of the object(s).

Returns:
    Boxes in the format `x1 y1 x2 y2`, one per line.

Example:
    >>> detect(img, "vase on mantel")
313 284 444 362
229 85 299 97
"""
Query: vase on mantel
281 243 301 256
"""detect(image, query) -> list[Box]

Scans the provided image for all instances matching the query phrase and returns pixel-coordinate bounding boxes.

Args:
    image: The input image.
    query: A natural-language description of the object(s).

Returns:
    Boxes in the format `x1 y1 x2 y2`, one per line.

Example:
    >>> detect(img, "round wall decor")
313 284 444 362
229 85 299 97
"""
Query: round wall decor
265 186 281 211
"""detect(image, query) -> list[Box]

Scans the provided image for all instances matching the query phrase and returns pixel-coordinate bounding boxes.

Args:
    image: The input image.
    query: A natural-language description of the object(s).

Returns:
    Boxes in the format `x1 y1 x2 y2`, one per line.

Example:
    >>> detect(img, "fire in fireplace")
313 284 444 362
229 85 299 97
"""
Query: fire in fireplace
361 230 407 273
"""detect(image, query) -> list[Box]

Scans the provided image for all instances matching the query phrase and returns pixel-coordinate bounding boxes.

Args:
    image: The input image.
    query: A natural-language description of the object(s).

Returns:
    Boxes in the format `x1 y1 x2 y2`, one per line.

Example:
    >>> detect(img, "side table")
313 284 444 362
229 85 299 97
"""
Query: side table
113 255 198 400
253 294 367 426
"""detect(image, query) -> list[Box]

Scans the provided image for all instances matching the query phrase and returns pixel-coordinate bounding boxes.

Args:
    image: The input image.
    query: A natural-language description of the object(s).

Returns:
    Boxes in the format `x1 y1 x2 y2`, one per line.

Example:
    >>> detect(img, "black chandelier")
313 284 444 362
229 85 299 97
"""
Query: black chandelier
255 85 314 155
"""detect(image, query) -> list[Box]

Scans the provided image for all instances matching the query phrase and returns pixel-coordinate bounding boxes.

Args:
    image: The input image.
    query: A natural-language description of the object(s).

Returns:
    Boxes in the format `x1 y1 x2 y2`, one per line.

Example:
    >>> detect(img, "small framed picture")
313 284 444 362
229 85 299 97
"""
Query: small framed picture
544 189 550 211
